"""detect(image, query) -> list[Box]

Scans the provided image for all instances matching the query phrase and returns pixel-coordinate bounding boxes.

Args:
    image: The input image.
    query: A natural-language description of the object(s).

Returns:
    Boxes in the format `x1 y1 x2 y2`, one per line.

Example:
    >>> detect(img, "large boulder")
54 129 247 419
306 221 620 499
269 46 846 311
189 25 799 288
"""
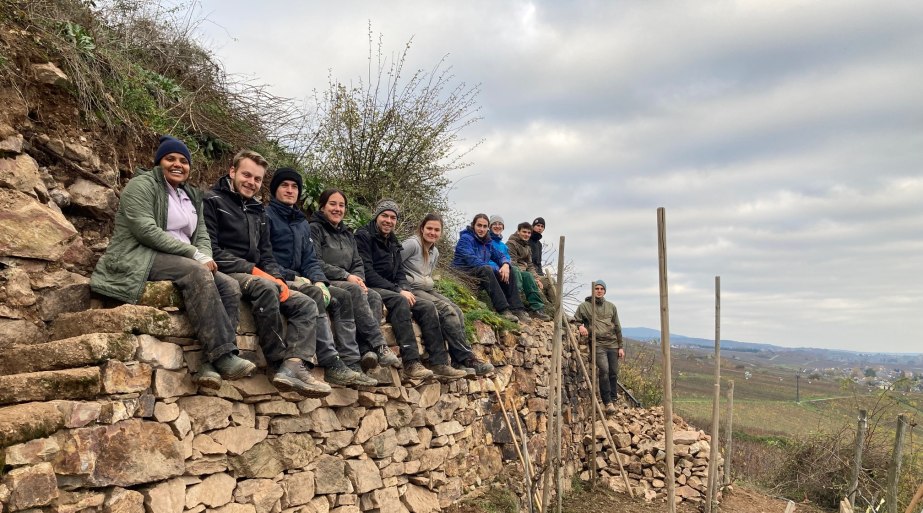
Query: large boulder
0 153 49 200
0 188 79 261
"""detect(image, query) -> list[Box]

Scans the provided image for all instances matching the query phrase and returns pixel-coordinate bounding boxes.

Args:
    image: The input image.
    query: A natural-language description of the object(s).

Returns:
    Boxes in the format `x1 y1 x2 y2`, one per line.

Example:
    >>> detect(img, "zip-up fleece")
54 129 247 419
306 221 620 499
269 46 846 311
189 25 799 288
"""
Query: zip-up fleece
354 219 408 293
506 234 539 278
400 236 436 291
573 296 624 348
202 175 284 278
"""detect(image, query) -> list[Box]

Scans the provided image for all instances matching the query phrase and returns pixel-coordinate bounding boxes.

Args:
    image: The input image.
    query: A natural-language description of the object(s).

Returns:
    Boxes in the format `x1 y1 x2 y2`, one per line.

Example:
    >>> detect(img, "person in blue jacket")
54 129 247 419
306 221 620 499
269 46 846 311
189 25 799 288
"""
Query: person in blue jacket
265 168 376 386
451 213 529 323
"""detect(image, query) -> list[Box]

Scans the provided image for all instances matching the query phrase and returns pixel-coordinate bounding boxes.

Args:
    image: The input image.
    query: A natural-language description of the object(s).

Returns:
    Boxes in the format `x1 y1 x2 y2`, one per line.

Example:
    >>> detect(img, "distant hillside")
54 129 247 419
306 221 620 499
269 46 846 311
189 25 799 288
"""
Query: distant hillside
622 327 777 352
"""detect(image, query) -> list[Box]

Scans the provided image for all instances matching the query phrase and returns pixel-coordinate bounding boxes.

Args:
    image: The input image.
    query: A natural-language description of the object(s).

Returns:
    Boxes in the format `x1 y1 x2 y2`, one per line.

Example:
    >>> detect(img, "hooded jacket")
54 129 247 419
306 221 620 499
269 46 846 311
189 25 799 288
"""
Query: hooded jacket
265 197 327 283
506 234 539 278
451 226 509 271
489 231 511 261
91 167 212 303
400 236 436 291
354 219 407 292
529 231 544 276
308 210 366 282
202 175 284 278
574 296 624 348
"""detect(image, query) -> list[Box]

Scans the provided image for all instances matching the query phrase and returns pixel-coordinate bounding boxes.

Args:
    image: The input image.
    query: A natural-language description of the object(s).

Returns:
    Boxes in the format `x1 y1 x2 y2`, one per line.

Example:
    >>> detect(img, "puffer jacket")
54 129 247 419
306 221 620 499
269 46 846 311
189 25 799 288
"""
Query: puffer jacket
309 210 366 282
573 296 623 348
91 167 211 303
400 236 437 291
451 226 509 271
354 219 407 293
202 175 284 278
506 234 538 277
529 231 544 276
265 197 327 283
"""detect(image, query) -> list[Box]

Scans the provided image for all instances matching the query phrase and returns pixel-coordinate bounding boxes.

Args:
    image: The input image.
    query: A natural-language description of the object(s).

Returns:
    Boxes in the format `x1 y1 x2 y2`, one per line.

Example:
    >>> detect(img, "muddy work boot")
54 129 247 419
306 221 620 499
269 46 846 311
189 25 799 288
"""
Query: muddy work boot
273 359 332 398
464 357 495 376
195 362 222 390
360 351 379 371
499 310 520 323
324 358 366 387
213 353 256 379
530 310 551 321
376 345 401 368
429 364 469 380
513 309 531 322
402 360 434 380
605 402 617 415
346 362 379 387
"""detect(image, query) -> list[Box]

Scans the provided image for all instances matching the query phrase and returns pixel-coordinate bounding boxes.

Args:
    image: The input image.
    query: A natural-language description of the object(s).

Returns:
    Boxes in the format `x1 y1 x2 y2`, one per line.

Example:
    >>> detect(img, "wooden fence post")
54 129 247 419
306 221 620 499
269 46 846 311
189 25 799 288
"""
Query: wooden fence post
848 409 867 508
886 414 907 513
590 280 598 488
657 207 676 513
555 236 565 513
723 380 734 486
705 276 721 513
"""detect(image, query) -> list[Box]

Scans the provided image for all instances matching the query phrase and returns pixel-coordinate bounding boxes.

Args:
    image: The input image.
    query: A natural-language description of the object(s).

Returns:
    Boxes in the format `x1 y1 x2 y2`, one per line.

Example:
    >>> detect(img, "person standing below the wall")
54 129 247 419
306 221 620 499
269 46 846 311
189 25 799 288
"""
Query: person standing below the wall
91 136 254 390
574 280 625 414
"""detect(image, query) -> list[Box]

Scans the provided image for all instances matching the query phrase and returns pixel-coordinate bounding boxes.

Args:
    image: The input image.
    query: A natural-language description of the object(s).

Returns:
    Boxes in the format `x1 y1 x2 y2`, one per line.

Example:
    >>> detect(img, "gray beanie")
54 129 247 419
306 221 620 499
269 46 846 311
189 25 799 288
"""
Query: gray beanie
489 215 504 227
373 199 400 220
594 279 607 291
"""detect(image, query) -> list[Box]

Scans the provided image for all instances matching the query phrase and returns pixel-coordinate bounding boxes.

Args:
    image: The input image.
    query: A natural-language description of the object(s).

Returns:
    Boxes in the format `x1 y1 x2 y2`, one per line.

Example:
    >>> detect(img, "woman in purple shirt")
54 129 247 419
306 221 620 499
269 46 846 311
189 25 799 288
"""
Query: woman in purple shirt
91 137 254 388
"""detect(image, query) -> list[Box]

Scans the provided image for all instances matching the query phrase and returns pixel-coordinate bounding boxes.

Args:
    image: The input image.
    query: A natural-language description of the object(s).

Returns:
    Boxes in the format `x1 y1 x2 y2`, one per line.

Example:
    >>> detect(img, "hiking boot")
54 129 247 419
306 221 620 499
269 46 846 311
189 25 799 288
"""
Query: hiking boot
429 364 469 380
451 362 477 379
325 358 365 387
605 402 617 415
402 360 434 380
273 359 331 398
213 353 256 380
347 363 379 387
530 310 551 321
195 362 222 390
513 309 530 322
499 310 520 323
376 345 401 368
464 357 495 376
360 351 379 371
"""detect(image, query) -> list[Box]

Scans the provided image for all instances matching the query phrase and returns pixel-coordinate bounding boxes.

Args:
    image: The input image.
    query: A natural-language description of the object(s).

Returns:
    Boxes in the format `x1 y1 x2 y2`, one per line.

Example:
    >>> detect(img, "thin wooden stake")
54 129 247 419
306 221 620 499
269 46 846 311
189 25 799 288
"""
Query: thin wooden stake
590 280 598 488
491 378 540 513
706 276 721 513
904 480 923 513
565 323 635 498
724 380 735 486
555 236 565 513
886 415 907 513
542 236 566 513
657 207 676 513
848 409 867 508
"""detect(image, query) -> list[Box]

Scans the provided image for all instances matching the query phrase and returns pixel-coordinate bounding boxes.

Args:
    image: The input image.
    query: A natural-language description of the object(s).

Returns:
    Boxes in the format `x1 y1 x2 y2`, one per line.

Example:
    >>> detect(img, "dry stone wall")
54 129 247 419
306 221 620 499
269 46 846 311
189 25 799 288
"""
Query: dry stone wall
0 79 722 512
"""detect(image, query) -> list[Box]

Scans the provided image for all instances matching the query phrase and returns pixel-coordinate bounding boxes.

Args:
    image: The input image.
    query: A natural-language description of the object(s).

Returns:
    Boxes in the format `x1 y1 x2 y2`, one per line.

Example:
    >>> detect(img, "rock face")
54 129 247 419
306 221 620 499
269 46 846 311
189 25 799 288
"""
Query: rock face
0 188 79 261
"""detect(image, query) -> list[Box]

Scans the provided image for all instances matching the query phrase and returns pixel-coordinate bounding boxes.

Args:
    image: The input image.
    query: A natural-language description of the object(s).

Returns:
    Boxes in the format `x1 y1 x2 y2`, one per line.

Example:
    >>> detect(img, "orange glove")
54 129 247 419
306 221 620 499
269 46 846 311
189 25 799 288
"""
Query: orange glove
251 267 291 302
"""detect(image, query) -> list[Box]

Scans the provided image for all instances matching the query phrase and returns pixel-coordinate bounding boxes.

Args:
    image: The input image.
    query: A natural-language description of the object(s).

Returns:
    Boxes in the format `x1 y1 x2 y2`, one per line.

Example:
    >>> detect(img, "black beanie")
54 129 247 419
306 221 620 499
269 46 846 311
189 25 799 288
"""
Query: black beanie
269 168 303 199
153 136 191 166
532 216 546 227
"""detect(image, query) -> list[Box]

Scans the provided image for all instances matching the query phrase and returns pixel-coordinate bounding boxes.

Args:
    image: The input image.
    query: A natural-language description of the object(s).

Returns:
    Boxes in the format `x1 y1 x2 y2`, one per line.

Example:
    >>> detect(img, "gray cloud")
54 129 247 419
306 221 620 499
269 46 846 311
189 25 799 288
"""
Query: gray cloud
192 0 923 352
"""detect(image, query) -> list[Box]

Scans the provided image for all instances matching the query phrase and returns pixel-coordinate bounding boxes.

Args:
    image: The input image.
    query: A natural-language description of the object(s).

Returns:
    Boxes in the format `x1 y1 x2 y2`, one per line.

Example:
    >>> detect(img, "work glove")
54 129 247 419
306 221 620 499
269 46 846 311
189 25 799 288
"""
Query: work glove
315 282 331 307
251 267 291 302
292 276 312 288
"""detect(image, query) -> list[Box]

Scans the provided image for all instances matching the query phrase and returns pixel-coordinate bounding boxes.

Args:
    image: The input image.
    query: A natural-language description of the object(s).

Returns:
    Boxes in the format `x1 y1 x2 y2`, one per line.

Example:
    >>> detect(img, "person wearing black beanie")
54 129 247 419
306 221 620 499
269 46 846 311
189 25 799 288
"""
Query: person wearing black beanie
269 168 303 200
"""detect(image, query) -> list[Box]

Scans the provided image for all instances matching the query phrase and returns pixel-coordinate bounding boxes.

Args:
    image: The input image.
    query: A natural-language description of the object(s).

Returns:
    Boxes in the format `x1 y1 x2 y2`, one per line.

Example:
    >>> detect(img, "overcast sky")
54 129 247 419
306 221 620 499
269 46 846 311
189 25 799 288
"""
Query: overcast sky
188 0 923 353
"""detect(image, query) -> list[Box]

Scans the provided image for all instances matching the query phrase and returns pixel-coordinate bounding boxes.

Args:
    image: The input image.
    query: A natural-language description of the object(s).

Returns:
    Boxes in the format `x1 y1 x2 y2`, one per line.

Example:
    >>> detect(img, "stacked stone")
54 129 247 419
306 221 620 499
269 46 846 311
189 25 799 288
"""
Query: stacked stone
585 406 723 505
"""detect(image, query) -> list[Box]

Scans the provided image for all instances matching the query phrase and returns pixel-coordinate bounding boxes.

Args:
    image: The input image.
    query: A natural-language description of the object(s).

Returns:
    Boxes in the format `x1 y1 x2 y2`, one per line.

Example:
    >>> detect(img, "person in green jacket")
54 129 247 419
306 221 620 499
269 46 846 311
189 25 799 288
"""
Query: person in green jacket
90 136 254 389
573 280 624 414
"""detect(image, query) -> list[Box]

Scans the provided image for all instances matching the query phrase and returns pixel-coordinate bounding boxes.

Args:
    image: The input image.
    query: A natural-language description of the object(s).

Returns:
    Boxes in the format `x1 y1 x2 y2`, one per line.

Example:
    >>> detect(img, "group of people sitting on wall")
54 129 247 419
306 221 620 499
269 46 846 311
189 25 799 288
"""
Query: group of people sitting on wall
91 136 575 398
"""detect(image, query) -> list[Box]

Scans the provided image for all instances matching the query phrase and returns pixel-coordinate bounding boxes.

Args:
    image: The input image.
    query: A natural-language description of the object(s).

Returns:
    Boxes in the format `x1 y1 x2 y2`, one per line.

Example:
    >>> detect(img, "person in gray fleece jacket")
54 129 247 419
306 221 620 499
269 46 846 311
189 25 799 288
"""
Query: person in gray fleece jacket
400 213 495 376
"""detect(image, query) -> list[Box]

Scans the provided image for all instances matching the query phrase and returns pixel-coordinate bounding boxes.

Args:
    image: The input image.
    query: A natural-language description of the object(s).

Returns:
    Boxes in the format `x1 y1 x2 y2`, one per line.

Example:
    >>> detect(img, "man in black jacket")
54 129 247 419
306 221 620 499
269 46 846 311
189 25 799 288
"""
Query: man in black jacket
529 216 556 307
355 200 467 380
203 150 365 397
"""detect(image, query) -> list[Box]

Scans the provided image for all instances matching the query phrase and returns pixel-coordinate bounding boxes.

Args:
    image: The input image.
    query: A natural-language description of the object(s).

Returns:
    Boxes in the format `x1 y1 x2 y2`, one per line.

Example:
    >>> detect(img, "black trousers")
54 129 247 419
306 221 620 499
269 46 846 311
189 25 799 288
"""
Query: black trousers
373 288 450 365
